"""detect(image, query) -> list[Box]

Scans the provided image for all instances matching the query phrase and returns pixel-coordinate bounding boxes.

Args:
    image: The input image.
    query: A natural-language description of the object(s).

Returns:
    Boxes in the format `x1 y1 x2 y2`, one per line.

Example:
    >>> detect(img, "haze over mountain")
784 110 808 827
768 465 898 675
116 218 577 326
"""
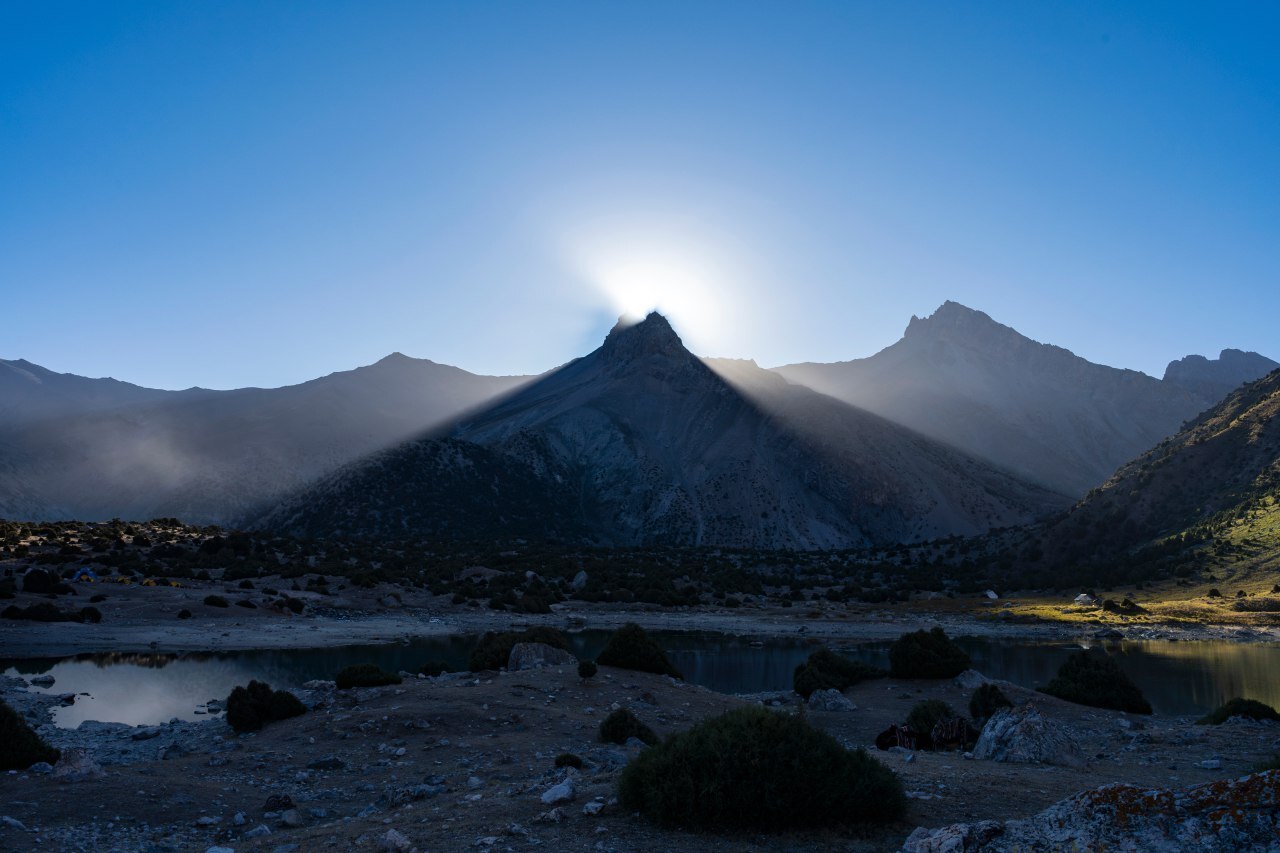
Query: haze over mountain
0 355 531 523
259 313 1070 549
773 302 1274 497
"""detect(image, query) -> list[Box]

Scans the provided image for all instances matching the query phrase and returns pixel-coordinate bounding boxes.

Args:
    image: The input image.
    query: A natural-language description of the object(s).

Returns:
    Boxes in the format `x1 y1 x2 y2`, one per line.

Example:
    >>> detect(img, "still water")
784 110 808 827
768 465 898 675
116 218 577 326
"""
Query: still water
4 633 1278 727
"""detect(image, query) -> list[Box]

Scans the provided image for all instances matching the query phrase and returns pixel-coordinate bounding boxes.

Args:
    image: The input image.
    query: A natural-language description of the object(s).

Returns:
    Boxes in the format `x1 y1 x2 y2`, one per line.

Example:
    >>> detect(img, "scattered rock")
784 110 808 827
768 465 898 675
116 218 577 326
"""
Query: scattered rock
379 828 412 851
1094 628 1125 640
1 816 29 831
540 777 576 805
279 809 304 828
195 815 221 827
570 570 588 591
244 824 272 839
953 670 991 689
29 674 55 687
131 727 162 741
535 806 567 824
583 800 605 816
807 688 856 712
51 749 105 782
233 812 246 826
1198 758 1223 770
307 755 346 771
972 703 1086 768
508 642 578 672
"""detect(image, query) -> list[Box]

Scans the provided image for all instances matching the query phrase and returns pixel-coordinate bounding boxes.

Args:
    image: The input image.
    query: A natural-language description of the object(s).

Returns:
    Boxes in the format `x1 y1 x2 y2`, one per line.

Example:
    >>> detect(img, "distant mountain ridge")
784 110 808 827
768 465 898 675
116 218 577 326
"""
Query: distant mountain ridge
1163 349 1278 406
773 302 1274 497
258 313 1070 548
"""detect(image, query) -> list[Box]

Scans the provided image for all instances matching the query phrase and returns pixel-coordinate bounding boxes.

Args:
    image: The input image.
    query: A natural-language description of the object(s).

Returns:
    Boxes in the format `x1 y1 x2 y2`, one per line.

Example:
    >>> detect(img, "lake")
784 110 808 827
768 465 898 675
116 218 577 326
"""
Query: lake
4 632 1278 727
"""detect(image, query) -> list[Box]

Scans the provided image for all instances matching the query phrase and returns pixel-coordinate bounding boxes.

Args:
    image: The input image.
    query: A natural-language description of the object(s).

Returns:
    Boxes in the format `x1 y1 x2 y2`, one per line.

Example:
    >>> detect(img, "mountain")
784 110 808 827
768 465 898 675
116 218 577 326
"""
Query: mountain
773 302 1213 497
0 358 216 424
258 313 1071 548
1163 349 1278 407
1008 366 1280 586
0 354 531 523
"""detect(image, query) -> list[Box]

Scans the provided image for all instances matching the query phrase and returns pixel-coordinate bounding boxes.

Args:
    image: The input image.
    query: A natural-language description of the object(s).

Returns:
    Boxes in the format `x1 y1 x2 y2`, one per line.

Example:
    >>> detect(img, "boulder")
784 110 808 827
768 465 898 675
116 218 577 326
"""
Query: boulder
806 688 856 712
29 674 56 687
51 749 105 782
570 571 588 591
507 642 577 672
903 771 1280 852
540 777 576 805
953 669 991 689
972 703 1085 768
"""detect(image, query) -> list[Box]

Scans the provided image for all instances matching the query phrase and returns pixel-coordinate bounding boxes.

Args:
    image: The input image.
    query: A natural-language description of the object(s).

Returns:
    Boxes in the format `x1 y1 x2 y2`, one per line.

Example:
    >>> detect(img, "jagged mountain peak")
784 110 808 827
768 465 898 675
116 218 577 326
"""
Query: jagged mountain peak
599 311 688 364
903 301 1020 345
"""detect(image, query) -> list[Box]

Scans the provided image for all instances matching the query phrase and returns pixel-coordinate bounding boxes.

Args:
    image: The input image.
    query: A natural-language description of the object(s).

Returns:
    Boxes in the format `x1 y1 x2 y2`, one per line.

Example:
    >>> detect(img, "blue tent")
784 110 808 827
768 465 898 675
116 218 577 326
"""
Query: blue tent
73 567 99 582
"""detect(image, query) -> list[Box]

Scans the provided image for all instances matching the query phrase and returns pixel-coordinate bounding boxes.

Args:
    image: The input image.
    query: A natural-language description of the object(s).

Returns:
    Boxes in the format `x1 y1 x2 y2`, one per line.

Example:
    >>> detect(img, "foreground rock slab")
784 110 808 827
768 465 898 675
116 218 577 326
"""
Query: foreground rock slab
903 770 1280 852
972 702 1086 768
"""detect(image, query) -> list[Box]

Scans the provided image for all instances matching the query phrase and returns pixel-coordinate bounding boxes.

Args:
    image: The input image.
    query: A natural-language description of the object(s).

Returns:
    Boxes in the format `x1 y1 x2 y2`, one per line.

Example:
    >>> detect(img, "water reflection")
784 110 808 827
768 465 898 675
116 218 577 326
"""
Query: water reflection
3 633 1278 727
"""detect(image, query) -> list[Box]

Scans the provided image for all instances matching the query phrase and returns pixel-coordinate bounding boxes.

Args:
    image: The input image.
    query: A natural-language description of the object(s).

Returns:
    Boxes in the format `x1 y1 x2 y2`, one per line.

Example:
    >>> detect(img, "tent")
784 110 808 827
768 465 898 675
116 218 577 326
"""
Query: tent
73 568 99 583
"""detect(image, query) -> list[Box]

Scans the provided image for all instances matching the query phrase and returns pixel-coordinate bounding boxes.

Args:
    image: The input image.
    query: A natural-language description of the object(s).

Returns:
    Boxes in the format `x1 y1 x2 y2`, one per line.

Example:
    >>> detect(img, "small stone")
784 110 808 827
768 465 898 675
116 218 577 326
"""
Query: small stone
244 824 272 839
279 809 304 828
307 807 328 819
582 800 605 816
1 816 28 831
535 807 567 824
232 812 247 826
195 815 221 827
29 674 55 687
1197 758 1222 770
540 777 576 805
380 828 412 851
807 688 856 712
467 776 484 789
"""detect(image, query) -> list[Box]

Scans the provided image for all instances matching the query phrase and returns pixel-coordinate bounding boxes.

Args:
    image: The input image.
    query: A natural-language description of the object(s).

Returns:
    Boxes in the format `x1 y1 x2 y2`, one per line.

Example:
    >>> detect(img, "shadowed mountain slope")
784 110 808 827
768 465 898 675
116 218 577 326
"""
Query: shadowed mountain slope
258 314 1070 548
1163 349 1278 407
774 302 1215 496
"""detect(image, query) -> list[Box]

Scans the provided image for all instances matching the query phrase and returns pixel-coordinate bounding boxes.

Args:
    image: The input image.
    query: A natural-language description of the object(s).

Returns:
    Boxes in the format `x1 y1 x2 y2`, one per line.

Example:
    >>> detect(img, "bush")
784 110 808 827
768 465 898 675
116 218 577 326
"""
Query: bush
78 606 102 624
596 623 682 679
969 683 1013 721
906 699 954 735
418 660 453 678
468 627 569 672
599 708 658 746
888 628 971 679
0 698 60 770
1198 697 1280 725
22 569 67 595
555 753 583 769
578 659 598 680
234 599 256 609
335 664 402 690
225 680 307 733
1038 651 1152 714
792 648 884 699
203 595 229 608
618 706 905 831
177 609 192 619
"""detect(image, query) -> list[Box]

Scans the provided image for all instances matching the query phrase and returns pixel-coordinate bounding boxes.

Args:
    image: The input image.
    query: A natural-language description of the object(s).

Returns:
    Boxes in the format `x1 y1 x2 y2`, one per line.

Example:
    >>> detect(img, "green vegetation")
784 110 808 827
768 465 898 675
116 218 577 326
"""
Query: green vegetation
618 707 905 831
888 627 971 679
467 626 569 672
596 623 682 678
334 664 402 690
225 680 307 733
1198 697 1280 725
0 698 60 770
578 659 598 680
792 648 884 698
906 699 955 734
599 708 658 746
1039 651 1152 714
969 683 1012 721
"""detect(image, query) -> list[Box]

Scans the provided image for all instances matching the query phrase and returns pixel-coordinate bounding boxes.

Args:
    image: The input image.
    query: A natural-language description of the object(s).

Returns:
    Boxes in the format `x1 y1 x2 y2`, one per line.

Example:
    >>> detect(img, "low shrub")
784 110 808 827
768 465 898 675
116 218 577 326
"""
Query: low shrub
0 698 60 770
78 606 102 624
203 595 229 608
554 753 583 769
225 680 307 733
1038 651 1152 714
22 569 69 595
89 594 107 604
793 648 884 699
596 623 682 678
1232 597 1280 613
177 609 192 619
969 683 1013 722
335 664 402 690
618 706 905 831
888 628 971 679
468 627 569 672
578 659 598 680
599 708 658 746
234 599 257 609
1 603 99 623
1198 697 1280 725
418 660 453 678
905 699 954 735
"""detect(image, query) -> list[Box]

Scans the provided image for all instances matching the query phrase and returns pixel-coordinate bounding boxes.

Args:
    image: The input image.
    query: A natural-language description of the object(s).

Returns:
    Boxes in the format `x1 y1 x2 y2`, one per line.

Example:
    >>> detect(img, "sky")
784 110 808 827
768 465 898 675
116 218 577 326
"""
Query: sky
1 1 1277 390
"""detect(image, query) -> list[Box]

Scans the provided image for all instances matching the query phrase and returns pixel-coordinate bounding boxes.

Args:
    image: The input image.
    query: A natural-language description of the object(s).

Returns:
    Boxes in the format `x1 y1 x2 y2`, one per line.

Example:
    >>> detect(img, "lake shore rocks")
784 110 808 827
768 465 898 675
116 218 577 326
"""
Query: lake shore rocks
507 641 578 671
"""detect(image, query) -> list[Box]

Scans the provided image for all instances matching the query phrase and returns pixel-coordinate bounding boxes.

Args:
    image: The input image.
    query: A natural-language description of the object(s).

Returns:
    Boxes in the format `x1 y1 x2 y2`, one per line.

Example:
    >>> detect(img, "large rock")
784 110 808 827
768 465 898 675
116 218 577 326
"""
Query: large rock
903 771 1280 852
953 669 991 689
507 642 577 672
807 688 856 712
972 703 1085 768
50 749 105 782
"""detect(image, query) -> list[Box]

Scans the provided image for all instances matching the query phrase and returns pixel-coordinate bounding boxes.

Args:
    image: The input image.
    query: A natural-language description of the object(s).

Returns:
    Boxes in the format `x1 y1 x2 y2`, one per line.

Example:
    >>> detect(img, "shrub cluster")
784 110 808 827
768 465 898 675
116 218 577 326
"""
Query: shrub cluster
1198 697 1280 725
888 628 971 679
22 569 71 595
969 683 1013 722
418 660 453 678
792 648 884 699
335 664 402 690
578 659 598 680
0 698 60 770
203 595 230 608
1039 651 1152 714
599 708 659 746
554 753 583 769
1 603 100 623
596 623 682 678
225 680 307 733
905 699 954 735
468 626 569 672
618 706 905 831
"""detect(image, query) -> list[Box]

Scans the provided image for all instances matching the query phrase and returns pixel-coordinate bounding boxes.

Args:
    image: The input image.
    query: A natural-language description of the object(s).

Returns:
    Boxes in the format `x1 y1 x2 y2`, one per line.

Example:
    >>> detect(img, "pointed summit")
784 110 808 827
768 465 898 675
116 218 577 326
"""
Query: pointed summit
903 301 1010 342
600 311 688 364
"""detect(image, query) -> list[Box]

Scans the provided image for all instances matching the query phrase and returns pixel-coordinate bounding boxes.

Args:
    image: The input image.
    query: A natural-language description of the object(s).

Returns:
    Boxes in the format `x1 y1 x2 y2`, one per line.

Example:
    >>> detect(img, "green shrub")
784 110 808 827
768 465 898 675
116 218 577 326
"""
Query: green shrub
618 706 905 831
792 648 884 698
888 628 971 679
468 627 569 672
555 753 583 769
599 708 659 746
1038 651 1152 714
0 698 60 770
225 680 306 733
1254 754 1280 772
203 595 229 608
969 683 1013 721
1198 697 1280 725
418 660 453 678
906 699 954 734
596 623 682 679
335 664 402 690
578 659 598 680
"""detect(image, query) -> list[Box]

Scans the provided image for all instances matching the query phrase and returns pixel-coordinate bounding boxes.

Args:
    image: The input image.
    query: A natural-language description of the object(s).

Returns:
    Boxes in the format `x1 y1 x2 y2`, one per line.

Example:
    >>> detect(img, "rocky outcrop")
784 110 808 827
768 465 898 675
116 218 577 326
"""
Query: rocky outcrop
972 703 1085 768
806 688 856 712
507 642 577 672
902 771 1280 852
1164 349 1278 408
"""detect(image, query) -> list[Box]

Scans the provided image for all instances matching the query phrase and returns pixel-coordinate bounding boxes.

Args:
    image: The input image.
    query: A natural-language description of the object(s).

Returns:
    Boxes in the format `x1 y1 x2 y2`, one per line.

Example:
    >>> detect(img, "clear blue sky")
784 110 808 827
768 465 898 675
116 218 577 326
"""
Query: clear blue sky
2 1 1277 389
